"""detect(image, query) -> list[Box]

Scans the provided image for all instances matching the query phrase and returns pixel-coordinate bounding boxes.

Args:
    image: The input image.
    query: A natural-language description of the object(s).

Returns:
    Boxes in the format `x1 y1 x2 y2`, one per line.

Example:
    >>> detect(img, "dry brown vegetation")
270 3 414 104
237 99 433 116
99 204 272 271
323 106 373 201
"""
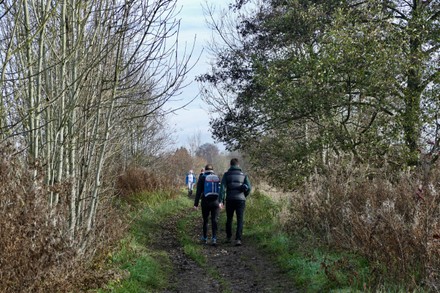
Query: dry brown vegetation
1 155 68 292
0 142 195 292
0 150 129 292
115 166 181 207
286 160 440 290
116 167 170 197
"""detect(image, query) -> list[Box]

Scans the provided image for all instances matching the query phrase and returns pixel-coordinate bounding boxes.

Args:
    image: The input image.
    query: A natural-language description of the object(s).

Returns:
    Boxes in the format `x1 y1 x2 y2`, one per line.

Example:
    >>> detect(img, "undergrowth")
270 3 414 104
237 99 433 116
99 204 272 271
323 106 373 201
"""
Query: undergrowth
286 161 440 291
0 148 126 293
248 171 438 292
246 190 371 292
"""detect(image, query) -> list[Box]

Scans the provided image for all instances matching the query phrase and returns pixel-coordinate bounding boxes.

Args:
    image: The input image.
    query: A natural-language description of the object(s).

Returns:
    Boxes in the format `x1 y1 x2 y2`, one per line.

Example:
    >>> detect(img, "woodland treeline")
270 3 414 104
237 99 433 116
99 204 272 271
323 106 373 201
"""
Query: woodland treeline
199 0 440 290
0 0 202 291
201 0 439 181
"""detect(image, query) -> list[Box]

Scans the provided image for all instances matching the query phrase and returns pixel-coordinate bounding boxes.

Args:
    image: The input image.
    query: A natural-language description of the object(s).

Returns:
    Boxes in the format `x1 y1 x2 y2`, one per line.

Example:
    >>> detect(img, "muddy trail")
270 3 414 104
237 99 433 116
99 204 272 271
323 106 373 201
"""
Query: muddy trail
150 206 297 293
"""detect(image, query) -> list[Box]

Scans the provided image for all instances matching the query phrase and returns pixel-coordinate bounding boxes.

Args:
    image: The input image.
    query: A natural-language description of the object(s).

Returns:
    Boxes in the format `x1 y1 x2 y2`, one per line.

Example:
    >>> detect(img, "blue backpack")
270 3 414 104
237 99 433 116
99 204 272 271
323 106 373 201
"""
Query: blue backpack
204 174 220 199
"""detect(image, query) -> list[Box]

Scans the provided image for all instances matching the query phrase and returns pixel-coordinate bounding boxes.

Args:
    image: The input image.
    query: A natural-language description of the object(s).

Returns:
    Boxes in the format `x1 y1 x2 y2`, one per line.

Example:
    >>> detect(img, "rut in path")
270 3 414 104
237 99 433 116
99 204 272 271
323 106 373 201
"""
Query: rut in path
153 207 297 293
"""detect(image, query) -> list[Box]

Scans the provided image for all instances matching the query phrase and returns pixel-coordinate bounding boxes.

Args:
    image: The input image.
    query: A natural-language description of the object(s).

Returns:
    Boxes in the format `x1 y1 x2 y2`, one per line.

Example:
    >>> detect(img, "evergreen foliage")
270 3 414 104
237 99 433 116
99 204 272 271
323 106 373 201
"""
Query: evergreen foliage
199 0 440 186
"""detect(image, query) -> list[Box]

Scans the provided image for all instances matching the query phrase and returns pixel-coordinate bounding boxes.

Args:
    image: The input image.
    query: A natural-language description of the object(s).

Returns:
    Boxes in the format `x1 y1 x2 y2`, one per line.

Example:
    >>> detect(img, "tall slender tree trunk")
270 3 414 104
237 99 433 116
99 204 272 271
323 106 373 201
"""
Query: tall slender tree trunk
403 1 424 165
23 0 37 165
86 12 126 231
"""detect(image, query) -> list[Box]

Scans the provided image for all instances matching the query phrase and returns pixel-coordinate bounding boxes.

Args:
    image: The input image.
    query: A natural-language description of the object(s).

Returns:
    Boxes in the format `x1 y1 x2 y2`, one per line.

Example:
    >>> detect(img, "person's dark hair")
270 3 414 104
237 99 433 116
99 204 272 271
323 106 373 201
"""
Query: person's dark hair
230 158 239 166
205 164 213 170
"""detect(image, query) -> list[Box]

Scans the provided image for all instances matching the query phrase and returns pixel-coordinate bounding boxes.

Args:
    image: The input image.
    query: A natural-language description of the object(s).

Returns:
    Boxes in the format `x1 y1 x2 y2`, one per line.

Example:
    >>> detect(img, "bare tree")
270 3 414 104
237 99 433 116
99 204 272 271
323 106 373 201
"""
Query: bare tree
0 0 195 251
196 142 219 164
188 130 202 156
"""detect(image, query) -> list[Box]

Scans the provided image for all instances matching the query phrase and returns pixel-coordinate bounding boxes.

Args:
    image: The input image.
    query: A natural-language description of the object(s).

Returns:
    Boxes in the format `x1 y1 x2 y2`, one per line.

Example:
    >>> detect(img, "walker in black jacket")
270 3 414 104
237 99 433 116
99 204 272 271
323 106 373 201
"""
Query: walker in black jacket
219 158 251 246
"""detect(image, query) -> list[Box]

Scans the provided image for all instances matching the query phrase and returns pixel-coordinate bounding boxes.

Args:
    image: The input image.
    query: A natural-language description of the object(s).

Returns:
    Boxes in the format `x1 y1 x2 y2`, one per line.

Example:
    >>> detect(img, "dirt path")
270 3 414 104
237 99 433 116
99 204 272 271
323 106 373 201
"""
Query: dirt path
152 207 297 293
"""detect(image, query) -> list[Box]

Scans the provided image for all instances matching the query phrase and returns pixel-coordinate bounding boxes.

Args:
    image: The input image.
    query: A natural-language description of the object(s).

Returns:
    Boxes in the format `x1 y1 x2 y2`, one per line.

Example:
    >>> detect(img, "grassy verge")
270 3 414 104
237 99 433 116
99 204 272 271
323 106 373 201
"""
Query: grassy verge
245 190 371 292
96 190 190 292
100 237 169 292
176 210 206 266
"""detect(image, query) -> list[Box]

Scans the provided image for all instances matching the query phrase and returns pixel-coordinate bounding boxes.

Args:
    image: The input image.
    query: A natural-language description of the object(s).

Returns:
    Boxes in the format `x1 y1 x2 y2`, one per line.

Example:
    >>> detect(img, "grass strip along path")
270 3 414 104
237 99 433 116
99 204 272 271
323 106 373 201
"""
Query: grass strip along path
96 191 370 292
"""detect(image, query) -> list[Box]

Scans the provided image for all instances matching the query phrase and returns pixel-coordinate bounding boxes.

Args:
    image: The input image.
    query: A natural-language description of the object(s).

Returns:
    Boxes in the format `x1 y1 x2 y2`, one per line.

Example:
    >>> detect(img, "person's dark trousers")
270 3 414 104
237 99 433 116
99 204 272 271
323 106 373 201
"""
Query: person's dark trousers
225 200 246 240
201 200 220 239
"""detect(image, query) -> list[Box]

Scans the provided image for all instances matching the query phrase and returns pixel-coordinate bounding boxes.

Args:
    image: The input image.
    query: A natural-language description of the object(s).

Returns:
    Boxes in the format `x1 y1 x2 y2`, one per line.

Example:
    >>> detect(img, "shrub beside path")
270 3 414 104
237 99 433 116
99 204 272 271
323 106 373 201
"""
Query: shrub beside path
150 207 297 293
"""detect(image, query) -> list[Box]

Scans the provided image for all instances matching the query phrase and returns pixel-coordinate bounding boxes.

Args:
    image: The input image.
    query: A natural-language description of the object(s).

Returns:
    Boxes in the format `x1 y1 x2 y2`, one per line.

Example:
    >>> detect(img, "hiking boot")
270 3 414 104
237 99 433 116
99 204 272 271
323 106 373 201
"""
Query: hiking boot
211 238 217 246
200 236 207 244
235 240 242 246
225 237 231 244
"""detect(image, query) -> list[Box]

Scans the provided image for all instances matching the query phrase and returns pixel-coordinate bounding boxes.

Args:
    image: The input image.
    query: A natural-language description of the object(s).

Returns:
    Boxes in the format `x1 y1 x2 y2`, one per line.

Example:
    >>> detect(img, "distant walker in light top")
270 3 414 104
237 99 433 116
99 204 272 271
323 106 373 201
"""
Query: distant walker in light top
185 170 196 197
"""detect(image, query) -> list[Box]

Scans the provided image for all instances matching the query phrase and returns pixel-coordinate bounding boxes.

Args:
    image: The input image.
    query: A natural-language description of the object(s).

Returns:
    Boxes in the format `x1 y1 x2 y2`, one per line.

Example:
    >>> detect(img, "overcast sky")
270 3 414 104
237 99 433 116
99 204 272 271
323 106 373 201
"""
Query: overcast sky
165 0 226 151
